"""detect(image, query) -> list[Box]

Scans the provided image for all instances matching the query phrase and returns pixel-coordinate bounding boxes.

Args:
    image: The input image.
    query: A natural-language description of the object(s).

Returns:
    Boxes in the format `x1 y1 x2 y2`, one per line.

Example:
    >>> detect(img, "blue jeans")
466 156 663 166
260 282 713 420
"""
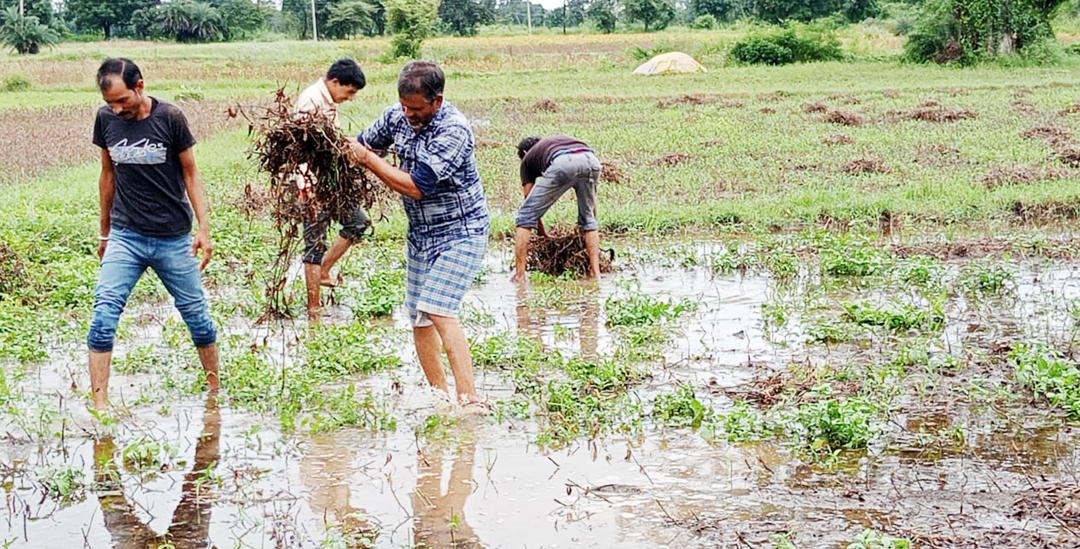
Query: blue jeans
87 226 217 352
516 151 601 232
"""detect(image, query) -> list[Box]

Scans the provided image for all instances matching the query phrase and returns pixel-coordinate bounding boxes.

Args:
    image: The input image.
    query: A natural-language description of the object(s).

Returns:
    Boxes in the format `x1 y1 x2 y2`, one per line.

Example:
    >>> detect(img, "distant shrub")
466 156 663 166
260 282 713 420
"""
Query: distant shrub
729 28 843 65
627 43 670 61
691 14 718 30
1 72 32 92
174 85 204 101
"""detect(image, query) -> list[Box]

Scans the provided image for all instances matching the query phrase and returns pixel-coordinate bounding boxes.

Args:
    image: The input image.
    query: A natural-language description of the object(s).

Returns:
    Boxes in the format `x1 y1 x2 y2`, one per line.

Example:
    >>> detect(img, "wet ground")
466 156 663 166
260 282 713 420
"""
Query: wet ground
4 241 1080 548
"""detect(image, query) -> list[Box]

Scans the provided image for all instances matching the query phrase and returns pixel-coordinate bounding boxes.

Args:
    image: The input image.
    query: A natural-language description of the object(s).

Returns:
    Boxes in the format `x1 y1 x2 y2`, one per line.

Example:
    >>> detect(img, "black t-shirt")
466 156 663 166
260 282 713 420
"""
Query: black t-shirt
519 135 591 185
93 98 197 237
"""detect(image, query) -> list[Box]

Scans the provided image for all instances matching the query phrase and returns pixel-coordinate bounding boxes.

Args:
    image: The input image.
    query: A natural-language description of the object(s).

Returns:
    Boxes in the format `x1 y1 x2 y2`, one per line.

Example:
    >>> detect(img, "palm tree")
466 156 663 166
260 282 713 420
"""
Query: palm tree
0 6 58 54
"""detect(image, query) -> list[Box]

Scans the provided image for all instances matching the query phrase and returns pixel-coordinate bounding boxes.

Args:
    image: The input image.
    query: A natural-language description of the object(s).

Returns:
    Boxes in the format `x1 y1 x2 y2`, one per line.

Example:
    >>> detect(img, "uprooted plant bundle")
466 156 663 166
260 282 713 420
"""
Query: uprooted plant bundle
240 88 389 320
527 226 614 277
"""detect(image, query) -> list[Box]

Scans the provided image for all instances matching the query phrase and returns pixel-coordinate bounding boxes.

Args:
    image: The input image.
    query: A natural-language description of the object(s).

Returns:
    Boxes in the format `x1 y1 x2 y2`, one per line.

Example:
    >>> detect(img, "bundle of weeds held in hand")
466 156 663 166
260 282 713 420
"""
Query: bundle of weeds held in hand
248 89 383 221
527 227 613 277
241 89 386 320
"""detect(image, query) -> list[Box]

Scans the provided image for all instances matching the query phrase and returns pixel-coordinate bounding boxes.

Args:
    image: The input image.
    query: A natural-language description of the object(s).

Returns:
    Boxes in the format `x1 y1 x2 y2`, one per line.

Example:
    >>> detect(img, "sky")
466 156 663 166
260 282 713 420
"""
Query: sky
534 0 569 9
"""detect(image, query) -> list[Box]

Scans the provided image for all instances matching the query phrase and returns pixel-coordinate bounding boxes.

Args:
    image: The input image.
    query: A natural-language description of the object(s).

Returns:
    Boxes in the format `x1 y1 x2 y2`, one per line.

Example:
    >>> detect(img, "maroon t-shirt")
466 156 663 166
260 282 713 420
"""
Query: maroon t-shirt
519 135 591 185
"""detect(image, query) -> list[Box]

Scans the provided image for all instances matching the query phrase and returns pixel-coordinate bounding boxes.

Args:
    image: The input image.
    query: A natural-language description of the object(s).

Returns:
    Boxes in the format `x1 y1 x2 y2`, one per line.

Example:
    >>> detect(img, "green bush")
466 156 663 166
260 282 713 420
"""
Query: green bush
691 14 718 30
729 28 843 65
1 72 32 92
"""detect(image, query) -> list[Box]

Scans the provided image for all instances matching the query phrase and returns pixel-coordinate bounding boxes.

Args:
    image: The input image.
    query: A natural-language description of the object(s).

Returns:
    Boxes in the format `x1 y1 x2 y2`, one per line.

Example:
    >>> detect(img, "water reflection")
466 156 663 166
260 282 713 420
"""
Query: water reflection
93 394 220 549
301 436 369 531
411 426 484 548
514 280 601 361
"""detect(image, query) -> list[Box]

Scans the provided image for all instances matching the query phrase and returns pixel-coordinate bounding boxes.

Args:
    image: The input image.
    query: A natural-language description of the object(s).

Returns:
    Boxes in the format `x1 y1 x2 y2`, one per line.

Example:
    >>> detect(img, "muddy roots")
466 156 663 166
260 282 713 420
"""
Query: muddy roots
240 88 388 320
527 227 613 277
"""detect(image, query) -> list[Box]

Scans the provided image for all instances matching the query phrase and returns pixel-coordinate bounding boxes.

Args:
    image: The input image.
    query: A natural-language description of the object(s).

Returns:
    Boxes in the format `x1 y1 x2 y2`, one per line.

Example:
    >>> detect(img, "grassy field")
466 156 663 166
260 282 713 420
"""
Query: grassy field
1 28 1080 548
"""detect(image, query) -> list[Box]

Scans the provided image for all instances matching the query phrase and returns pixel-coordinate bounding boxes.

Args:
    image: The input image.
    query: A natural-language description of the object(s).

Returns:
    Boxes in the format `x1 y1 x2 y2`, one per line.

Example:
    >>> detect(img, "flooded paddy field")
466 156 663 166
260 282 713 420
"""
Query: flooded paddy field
5 34 1080 549
3 230 1080 549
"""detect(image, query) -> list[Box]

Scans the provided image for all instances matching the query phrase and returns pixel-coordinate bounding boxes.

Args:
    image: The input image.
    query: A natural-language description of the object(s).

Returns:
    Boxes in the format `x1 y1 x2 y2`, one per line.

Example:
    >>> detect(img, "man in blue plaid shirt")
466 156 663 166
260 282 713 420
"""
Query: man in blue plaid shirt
349 61 490 411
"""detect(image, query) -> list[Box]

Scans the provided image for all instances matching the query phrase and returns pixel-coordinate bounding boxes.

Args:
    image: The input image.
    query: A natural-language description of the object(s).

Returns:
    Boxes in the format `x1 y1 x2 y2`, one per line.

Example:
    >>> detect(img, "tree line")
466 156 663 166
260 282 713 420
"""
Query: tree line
0 0 1076 65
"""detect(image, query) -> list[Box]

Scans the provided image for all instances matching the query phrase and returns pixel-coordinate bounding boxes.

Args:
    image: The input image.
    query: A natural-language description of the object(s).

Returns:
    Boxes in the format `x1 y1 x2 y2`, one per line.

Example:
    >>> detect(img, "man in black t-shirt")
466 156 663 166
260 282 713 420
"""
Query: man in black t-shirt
87 58 219 412
514 135 602 281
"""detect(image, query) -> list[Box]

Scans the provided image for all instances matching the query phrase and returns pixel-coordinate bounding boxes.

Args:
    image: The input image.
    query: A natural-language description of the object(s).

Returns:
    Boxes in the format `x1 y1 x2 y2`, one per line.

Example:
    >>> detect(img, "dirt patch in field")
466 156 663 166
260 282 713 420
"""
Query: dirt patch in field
822 133 854 145
888 106 978 123
843 155 890 174
0 100 239 182
828 92 861 105
823 109 866 126
759 106 777 114
1012 87 1034 98
882 89 902 98
1052 142 1080 167
700 139 725 147
891 239 1016 260
802 101 828 113
1012 200 1080 222
1011 100 1038 116
757 92 785 102
982 164 1069 189
600 160 629 184
916 142 963 166
920 98 942 107
1021 124 1073 143
652 152 693 166
530 98 561 112
656 94 718 108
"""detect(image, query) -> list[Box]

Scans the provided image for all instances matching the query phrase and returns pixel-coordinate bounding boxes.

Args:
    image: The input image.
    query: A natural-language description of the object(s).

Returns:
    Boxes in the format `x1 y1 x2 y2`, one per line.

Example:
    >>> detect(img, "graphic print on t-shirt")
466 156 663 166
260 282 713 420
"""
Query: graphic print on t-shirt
109 138 167 165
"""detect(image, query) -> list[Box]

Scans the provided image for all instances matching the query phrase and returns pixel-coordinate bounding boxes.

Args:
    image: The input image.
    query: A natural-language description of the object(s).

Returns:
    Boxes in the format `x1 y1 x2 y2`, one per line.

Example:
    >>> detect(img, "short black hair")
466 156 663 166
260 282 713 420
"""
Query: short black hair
517 136 541 159
326 58 365 89
97 58 142 92
397 60 444 103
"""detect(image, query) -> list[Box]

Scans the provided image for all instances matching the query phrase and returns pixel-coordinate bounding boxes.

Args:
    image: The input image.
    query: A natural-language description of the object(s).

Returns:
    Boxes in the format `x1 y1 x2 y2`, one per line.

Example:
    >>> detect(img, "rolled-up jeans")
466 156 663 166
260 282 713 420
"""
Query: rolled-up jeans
516 151 601 232
87 226 217 352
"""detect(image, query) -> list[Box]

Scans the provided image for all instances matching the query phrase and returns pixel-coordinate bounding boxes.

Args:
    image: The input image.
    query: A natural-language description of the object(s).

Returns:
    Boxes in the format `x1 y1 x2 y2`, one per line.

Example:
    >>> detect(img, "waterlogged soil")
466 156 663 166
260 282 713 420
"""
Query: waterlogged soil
4 244 1080 548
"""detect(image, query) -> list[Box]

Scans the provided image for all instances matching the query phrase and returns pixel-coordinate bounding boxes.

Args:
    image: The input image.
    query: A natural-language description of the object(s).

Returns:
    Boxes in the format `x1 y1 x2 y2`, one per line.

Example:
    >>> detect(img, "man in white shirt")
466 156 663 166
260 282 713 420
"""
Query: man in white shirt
295 59 371 320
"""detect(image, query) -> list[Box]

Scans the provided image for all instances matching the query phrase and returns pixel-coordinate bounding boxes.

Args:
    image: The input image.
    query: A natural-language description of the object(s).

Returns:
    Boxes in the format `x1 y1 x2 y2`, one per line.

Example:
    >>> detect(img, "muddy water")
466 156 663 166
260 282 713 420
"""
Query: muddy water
4 246 1080 548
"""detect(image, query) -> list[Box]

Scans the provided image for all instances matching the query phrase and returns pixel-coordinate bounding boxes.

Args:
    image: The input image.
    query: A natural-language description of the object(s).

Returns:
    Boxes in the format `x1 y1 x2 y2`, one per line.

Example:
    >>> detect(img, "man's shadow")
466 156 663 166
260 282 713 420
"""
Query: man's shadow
93 394 220 549
411 424 485 549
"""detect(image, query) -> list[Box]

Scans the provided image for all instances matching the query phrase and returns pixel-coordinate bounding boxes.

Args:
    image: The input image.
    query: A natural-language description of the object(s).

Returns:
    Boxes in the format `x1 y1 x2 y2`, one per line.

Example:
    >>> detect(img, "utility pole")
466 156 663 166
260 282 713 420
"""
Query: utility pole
311 0 318 41
19 0 23 16
562 0 566 34
526 0 532 35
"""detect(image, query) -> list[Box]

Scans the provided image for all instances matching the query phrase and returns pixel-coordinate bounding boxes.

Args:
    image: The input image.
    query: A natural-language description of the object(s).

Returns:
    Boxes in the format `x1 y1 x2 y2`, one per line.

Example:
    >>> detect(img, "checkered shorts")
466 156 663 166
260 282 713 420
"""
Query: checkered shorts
405 234 488 327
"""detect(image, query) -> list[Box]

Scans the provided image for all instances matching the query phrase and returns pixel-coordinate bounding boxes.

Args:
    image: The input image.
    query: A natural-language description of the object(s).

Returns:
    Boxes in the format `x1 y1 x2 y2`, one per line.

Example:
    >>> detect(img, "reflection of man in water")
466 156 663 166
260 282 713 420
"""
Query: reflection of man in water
93 395 220 548
411 435 483 548
514 282 600 361
300 437 368 531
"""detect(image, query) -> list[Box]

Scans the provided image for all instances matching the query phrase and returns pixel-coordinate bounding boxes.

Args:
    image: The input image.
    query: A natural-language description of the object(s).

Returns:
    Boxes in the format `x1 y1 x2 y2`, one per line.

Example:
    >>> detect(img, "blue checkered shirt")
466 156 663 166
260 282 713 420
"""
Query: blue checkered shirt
361 101 489 251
